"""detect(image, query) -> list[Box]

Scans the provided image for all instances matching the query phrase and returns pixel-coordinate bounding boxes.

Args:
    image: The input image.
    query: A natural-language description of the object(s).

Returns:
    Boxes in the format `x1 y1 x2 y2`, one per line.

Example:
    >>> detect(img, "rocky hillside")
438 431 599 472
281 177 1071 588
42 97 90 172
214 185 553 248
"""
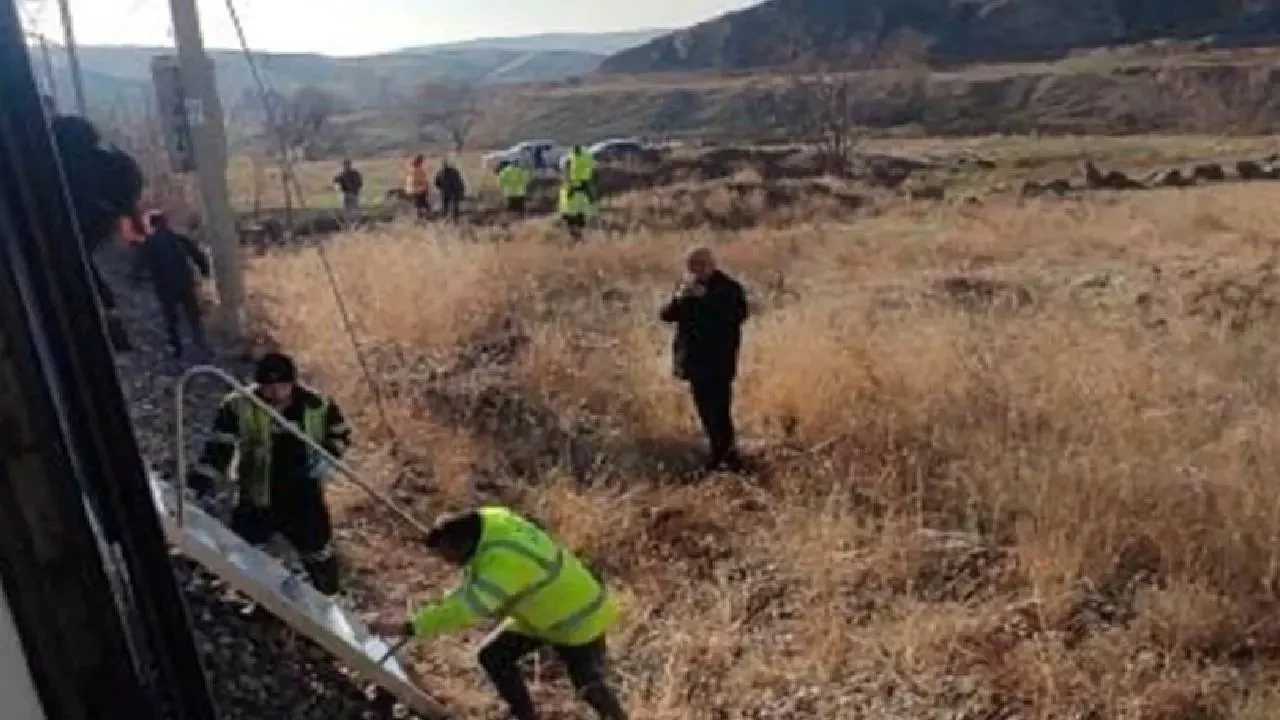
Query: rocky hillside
602 0 1280 73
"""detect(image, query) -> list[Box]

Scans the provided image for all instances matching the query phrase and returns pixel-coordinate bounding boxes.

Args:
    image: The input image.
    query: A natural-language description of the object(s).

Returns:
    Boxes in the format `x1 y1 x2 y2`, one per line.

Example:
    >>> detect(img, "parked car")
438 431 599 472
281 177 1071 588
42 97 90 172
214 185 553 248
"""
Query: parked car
588 138 660 164
482 140 566 173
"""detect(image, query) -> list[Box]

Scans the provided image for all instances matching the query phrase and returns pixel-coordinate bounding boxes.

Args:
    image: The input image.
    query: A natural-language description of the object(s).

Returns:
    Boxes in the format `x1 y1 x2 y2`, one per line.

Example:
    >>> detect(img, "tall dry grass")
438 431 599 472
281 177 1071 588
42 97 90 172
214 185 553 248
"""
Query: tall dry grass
247 184 1280 718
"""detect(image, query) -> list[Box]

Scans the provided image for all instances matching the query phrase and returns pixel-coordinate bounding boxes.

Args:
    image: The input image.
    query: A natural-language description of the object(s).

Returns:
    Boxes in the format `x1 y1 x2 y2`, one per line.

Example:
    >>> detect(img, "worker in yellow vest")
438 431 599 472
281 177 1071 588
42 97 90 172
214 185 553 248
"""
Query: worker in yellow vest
559 179 594 241
497 161 533 215
371 507 628 720
190 353 352 596
567 144 598 201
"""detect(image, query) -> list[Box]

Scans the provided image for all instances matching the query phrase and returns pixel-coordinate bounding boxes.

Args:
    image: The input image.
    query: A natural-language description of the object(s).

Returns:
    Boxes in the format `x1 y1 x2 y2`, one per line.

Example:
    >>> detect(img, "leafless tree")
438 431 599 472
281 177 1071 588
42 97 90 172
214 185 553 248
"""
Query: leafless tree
267 86 341 160
412 82 483 152
756 32 933 174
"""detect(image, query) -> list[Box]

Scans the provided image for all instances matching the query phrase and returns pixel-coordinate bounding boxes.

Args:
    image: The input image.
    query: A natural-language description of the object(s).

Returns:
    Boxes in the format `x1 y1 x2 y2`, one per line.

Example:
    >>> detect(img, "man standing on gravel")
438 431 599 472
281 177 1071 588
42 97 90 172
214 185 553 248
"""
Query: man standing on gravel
371 507 628 720
660 247 749 473
137 210 210 358
190 353 352 596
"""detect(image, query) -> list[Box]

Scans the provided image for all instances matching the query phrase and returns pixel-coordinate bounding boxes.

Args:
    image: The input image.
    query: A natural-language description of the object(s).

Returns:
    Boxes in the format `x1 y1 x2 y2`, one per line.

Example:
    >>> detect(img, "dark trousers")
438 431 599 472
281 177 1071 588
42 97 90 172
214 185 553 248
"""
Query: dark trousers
506 196 527 214
410 192 430 219
564 213 586 241
440 195 461 222
478 630 627 720
690 374 740 470
232 494 339 595
159 289 206 356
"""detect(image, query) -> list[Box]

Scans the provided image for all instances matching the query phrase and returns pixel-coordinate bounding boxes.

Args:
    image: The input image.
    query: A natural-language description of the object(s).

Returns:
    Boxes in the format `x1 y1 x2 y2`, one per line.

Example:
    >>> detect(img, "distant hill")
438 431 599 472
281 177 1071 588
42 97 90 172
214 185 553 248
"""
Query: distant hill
408 29 671 56
30 40 612 113
602 0 1280 73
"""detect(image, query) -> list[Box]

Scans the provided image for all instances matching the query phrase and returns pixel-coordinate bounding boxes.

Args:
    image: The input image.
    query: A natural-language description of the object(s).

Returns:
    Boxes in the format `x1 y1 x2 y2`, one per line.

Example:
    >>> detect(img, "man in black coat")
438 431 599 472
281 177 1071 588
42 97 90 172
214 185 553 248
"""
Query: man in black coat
660 247 749 473
333 158 363 213
434 160 466 222
138 211 210 358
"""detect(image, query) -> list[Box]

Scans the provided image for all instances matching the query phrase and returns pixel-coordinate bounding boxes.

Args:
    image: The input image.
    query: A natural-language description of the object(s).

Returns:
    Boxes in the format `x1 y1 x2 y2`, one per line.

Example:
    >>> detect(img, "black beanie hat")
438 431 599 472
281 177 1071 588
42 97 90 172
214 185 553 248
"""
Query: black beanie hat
254 353 297 384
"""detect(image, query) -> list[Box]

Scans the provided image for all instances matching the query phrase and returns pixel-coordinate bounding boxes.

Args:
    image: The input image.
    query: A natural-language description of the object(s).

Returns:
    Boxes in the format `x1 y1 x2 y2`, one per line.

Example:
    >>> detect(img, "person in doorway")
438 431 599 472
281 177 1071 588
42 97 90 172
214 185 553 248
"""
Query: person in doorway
50 113 145 352
137 210 210 358
370 507 628 720
405 154 431 220
497 160 532 216
333 158 363 213
435 159 466 222
190 353 352 596
660 247 748 473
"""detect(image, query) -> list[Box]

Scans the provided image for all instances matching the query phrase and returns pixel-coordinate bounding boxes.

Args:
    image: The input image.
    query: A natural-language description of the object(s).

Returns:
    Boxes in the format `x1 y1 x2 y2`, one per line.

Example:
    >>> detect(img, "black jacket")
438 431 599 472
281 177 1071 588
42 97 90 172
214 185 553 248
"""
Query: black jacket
434 166 465 200
193 386 351 505
51 115 144 314
660 270 748 383
139 229 210 301
334 169 363 195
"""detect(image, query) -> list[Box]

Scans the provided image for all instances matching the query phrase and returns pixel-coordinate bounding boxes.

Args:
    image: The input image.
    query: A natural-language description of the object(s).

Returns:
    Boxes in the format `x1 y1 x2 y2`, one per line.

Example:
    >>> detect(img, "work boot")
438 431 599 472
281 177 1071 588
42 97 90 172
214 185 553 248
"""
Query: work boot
581 683 628 720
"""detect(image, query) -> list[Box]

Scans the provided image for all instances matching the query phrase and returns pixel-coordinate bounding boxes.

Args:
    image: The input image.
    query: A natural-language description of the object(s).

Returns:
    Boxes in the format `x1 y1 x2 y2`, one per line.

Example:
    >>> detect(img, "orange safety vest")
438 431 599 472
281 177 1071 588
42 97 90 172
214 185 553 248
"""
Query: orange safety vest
406 166 429 194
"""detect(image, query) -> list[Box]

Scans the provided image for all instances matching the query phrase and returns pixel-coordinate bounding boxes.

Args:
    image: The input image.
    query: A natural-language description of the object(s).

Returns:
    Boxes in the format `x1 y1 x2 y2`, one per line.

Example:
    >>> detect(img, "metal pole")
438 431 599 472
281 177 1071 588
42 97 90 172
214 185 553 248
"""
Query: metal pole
167 0 244 338
36 34 57 108
54 0 86 115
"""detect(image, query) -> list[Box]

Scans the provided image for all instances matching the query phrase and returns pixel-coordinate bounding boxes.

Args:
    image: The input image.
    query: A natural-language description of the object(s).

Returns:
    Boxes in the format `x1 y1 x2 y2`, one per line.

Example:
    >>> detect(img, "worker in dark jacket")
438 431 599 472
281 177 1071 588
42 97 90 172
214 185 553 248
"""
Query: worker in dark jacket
434 160 466 222
50 114 145 352
190 353 352 595
138 211 210 358
333 158 363 213
660 247 748 473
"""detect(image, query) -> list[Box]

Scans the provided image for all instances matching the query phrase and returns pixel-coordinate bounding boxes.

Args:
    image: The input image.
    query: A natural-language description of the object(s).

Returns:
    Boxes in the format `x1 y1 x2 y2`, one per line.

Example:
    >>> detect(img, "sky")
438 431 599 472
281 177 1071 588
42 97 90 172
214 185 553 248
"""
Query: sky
21 0 760 56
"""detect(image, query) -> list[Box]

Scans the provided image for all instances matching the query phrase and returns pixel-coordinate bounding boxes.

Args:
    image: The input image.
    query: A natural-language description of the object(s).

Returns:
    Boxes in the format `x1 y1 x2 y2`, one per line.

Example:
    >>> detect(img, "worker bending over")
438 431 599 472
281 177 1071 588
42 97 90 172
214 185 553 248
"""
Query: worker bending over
190 353 351 595
371 507 628 720
497 161 532 216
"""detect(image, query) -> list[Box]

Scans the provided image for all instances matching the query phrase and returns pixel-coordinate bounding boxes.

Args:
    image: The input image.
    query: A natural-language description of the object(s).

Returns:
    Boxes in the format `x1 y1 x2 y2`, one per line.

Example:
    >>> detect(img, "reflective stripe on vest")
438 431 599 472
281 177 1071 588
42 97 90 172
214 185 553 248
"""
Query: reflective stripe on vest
466 538 608 640
235 385 328 507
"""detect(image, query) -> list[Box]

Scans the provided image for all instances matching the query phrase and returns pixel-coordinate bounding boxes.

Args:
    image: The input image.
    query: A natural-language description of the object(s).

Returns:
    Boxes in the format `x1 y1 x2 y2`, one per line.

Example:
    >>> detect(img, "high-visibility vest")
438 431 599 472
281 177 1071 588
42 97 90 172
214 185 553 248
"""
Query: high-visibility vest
558 183 593 217
498 165 531 199
228 384 329 507
568 150 596 187
416 507 618 646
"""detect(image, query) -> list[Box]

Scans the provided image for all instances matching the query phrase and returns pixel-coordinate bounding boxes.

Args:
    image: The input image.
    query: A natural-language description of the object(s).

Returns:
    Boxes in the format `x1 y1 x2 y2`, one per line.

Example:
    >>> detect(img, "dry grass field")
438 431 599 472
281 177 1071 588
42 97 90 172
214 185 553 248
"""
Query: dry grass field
239 142 1280 718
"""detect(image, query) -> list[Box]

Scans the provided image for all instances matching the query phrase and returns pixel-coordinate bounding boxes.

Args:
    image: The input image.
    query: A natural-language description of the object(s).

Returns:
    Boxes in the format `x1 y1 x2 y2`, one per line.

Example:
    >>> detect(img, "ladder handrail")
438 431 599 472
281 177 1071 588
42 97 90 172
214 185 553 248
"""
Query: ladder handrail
174 364 432 537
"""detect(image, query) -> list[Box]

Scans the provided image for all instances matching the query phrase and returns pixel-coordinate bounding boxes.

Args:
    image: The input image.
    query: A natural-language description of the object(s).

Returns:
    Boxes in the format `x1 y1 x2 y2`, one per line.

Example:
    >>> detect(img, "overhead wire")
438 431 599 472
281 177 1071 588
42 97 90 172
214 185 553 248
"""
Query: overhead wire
220 0 414 486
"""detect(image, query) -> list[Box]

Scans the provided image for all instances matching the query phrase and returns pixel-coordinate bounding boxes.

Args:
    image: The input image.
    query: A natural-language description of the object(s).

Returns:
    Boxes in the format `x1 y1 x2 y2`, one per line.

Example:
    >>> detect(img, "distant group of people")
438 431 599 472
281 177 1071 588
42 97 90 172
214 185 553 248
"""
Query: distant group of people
403 154 466 221
496 143 601 240
332 155 467 222
332 144 603 239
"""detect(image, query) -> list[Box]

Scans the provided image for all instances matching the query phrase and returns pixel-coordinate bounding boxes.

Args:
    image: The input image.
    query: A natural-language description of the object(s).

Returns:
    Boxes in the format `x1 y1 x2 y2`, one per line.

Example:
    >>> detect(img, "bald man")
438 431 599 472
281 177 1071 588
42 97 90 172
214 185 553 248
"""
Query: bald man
660 248 748 473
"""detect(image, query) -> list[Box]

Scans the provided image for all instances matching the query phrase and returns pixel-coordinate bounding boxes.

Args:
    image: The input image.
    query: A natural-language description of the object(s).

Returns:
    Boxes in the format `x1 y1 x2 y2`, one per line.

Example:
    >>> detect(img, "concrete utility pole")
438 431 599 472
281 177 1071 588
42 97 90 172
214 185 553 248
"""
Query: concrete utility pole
166 0 243 337
55 0 86 115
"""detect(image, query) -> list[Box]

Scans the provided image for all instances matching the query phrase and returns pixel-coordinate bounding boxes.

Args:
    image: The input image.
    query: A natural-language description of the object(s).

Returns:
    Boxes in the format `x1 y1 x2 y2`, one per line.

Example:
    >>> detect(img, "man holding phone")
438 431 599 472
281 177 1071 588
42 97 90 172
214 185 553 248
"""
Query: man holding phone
660 247 749 473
